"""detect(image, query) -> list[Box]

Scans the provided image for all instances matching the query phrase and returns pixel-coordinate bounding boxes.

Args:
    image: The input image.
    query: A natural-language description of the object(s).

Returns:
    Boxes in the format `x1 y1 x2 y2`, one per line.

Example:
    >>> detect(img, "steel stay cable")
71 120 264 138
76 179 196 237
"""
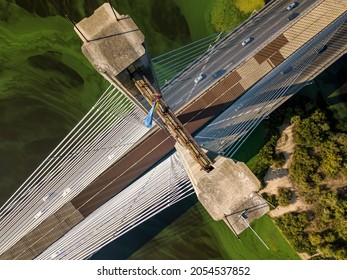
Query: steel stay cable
203 55 316 151
23 152 188 258
0 93 139 235
0 97 151 250
155 53 207 80
206 53 324 153
154 40 221 79
151 33 220 61
45 167 189 250
37 154 191 259
0 87 118 217
153 36 219 68
154 40 218 70
223 53 330 156
39 168 193 258
47 183 194 259
160 31 225 93
0 88 124 243
56 189 192 259
74 190 195 260
43 158 192 254
0 85 114 214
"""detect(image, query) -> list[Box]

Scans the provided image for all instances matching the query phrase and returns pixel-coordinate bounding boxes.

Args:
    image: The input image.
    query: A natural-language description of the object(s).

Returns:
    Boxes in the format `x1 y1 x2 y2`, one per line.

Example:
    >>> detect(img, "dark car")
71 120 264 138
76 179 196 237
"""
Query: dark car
212 69 226 79
281 66 293 75
318 45 327 53
288 12 299 21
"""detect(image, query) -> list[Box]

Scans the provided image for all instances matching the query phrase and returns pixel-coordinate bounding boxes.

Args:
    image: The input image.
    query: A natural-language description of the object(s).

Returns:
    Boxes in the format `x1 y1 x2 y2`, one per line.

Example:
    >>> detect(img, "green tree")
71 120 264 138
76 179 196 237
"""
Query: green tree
276 212 315 254
308 233 323 246
294 110 331 147
272 152 285 168
323 231 337 243
321 140 343 177
290 115 301 125
277 187 293 206
251 134 280 181
332 133 347 175
262 192 278 208
290 146 320 189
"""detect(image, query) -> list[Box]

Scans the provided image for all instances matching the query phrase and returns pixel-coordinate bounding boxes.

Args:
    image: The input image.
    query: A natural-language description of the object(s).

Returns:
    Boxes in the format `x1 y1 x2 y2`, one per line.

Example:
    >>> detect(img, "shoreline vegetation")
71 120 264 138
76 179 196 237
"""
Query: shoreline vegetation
263 108 347 260
255 79 347 259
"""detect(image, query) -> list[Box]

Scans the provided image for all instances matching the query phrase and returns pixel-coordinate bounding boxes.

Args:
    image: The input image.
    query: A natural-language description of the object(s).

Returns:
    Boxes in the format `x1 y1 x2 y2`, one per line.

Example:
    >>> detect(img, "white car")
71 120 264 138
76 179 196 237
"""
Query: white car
194 74 204 84
107 153 115 160
241 37 252 46
34 211 43 219
286 2 298 11
62 187 71 197
50 250 61 259
42 193 51 202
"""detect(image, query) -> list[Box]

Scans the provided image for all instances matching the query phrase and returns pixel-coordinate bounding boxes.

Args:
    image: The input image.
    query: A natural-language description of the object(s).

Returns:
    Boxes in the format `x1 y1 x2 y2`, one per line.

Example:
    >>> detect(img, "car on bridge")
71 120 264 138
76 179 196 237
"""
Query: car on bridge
34 210 43 219
234 103 244 111
212 69 226 79
288 12 299 21
241 37 253 46
194 74 205 84
286 2 299 11
62 187 71 197
42 193 51 202
318 45 327 53
281 66 293 75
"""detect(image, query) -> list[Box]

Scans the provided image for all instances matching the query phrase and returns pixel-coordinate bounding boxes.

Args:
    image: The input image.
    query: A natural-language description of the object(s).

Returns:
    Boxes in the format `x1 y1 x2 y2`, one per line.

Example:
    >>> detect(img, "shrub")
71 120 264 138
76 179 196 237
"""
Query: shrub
277 187 293 206
262 192 278 208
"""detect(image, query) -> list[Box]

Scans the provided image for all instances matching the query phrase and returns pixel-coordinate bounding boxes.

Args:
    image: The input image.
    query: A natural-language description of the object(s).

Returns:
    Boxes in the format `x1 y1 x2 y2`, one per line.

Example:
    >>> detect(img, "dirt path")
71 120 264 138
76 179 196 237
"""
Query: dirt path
260 123 310 218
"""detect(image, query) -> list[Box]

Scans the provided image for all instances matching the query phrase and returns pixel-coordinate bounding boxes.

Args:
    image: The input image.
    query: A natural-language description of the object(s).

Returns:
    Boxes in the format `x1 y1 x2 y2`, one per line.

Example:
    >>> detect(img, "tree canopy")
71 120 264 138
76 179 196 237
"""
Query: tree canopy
283 109 347 259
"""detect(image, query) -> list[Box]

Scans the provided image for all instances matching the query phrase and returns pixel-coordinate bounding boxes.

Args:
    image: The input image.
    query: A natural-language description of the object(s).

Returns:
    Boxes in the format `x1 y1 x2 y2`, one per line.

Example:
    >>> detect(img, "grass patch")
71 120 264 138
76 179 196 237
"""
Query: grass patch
129 203 299 259
246 155 258 170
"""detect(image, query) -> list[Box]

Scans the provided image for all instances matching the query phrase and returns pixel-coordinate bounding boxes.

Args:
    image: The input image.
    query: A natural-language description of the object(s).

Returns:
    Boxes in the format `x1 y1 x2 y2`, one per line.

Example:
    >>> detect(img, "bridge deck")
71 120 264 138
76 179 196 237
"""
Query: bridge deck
0 202 83 259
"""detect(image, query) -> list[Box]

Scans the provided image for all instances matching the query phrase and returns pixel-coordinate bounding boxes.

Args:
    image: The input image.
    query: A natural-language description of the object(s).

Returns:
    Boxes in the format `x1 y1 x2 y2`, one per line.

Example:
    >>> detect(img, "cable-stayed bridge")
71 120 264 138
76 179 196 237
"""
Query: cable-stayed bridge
1 0 347 259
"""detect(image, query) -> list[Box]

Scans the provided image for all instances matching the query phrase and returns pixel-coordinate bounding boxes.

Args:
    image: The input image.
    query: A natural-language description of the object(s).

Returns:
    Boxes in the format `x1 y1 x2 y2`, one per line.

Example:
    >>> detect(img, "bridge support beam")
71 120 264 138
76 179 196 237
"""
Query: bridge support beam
75 3 159 114
175 143 269 235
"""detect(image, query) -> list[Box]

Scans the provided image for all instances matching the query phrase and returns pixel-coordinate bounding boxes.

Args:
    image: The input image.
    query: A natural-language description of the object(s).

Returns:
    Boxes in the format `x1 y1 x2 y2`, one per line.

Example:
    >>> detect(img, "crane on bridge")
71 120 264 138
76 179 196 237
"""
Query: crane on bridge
130 67 214 172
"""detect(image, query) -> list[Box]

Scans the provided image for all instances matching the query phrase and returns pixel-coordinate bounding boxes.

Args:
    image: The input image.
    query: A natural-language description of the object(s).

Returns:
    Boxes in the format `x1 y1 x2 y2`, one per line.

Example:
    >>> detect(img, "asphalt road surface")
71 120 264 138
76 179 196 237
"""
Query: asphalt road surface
162 0 319 111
